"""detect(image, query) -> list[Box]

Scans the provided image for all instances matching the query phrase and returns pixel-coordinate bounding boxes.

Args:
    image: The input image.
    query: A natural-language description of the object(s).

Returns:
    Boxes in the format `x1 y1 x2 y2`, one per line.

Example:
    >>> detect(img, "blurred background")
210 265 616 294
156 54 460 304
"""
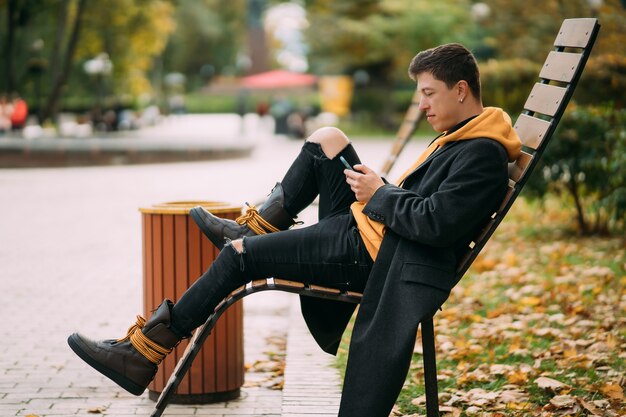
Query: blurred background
0 0 624 234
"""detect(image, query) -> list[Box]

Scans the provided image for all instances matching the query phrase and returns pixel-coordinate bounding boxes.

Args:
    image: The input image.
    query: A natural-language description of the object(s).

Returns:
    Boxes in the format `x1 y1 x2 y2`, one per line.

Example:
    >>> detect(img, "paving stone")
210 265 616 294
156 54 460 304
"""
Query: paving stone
281 298 343 416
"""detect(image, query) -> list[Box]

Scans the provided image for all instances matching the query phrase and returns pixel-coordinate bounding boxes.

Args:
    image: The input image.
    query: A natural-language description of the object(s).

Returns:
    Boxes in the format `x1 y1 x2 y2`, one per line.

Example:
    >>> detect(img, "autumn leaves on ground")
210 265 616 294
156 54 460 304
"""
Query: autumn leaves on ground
340 197 625 417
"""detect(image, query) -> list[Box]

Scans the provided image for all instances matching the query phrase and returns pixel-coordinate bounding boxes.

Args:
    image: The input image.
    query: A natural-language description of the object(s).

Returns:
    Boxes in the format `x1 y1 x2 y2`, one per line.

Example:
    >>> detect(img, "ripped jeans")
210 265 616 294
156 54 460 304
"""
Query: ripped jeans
171 142 374 336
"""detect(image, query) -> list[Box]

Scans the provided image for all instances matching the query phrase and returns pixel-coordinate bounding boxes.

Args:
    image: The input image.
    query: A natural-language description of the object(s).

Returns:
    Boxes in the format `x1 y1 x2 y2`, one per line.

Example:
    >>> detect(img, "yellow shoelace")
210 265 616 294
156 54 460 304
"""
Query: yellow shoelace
236 204 279 235
116 315 172 365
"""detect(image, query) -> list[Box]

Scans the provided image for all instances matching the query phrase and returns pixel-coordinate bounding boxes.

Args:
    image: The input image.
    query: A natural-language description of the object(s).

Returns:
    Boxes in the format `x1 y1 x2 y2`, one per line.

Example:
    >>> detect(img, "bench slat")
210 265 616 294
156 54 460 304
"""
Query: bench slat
497 184 516 214
251 279 268 288
540 51 583 83
229 285 247 297
554 18 597 48
508 151 533 183
405 103 422 122
514 114 551 150
346 290 364 299
524 83 567 117
309 284 342 295
273 279 305 289
396 122 414 140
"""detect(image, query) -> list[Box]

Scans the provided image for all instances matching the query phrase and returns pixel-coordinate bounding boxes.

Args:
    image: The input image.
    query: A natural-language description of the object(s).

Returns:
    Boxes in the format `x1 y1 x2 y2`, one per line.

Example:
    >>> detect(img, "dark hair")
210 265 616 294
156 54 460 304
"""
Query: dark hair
408 43 481 100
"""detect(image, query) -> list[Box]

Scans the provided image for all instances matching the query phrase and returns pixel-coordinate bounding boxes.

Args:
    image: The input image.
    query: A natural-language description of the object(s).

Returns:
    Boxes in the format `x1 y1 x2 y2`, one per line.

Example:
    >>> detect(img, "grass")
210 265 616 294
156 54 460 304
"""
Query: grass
335 195 625 416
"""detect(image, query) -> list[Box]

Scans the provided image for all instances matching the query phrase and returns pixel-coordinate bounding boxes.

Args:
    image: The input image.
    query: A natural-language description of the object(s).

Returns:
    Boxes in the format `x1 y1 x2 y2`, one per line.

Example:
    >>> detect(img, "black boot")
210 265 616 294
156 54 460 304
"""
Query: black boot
67 300 182 396
190 182 297 250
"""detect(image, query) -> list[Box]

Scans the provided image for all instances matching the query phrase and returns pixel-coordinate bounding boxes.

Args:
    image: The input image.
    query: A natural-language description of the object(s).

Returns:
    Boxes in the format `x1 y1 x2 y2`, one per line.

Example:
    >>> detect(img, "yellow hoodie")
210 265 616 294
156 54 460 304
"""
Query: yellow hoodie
351 107 522 261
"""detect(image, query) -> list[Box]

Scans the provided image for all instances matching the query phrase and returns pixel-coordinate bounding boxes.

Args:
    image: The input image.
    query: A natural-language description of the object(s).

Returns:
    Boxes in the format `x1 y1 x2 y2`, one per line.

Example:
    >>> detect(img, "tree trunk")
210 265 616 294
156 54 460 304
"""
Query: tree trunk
4 0 18 93
49 0 70 86
567 176 588 235
40 0 87 123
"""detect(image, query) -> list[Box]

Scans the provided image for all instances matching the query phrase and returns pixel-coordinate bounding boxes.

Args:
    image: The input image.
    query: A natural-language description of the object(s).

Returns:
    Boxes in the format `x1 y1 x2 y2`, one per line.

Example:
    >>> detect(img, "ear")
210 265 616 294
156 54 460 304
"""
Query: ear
456 80 470 103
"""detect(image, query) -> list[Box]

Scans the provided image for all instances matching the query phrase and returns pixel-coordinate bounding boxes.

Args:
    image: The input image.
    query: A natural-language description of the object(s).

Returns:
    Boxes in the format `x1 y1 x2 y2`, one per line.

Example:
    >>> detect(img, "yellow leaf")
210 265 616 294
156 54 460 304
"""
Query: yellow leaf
506 402 534 410
504 250 518 267
469 314 483 323
520 296 542 307
507 369 529 385
606 333 618 349
600 383 624 400
563 348 578 358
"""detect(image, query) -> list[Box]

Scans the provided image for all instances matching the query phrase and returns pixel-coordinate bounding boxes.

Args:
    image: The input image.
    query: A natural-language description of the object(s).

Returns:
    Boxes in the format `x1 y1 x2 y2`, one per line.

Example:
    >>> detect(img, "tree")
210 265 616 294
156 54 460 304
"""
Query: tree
525 107 626 235
40 0 87 123
0 0 176 122
76 0 175 99
303 0 474 126
161 0 247 89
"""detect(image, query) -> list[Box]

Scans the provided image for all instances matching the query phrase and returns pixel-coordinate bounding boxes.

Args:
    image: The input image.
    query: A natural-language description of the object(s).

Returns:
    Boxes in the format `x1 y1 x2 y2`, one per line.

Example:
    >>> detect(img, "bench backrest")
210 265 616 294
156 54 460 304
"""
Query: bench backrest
455 18 600 279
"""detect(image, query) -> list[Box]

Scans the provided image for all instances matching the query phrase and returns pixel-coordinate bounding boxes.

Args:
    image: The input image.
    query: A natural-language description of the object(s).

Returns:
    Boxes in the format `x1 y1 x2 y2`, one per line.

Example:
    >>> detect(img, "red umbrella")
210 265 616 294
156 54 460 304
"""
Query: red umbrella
240 70 317 89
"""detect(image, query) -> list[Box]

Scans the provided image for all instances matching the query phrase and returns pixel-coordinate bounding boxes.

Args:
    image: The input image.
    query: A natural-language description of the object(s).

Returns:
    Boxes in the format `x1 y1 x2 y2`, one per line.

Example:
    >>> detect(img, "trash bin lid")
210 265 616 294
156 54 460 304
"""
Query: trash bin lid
139 201 242 215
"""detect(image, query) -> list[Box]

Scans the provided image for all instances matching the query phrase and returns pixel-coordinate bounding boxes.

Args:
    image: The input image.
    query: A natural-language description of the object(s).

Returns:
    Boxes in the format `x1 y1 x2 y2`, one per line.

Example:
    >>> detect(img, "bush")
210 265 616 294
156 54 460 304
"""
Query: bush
524 106 626 235
480 58 541 115
576 54 626 109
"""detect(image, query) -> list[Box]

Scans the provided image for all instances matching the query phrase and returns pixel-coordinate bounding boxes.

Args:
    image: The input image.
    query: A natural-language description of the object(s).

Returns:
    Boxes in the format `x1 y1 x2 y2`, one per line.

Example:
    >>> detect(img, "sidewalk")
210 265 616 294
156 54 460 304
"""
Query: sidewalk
0 131 428 416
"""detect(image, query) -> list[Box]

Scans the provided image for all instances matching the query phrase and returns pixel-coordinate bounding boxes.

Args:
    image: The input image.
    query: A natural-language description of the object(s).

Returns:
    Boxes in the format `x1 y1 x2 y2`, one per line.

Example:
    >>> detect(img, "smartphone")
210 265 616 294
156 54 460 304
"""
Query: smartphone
339 156 355 171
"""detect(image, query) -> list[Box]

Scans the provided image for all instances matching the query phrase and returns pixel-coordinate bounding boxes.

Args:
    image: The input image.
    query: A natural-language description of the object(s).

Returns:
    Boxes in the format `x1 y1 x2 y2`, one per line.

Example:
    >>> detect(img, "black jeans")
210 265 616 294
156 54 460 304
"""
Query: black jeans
171 142 373 335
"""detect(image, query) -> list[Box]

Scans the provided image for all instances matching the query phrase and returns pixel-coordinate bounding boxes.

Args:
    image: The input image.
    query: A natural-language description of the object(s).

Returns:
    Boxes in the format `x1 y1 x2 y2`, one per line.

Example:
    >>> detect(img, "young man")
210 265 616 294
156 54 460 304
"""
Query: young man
68 43 521 416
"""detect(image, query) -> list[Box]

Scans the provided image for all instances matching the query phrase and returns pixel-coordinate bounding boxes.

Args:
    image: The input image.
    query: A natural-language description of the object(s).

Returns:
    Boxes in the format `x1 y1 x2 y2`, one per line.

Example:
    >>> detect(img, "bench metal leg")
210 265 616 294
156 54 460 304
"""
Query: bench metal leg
421 318 439 417
150 314 219 417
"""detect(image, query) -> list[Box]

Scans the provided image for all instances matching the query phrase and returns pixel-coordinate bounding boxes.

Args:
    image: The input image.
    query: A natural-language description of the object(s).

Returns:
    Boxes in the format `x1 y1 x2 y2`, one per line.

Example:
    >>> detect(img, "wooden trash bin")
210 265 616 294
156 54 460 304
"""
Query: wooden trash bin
139 201 244 404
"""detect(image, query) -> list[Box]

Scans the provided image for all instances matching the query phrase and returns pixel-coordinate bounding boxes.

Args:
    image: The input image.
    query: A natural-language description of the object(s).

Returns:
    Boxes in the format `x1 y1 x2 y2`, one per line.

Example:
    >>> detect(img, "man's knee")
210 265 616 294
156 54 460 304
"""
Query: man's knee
306 126 350 159
229 239 244 254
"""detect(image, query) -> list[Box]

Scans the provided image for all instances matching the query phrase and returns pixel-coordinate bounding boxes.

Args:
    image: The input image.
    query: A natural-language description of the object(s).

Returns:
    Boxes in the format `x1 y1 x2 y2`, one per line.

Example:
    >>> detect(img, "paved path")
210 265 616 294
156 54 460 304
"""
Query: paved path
0 121 428 416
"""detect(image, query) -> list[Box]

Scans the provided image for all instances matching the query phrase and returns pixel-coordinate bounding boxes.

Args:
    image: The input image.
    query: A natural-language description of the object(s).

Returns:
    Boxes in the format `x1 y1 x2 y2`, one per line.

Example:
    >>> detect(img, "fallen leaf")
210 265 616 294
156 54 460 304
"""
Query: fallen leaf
600 383 624 400
465 405 483 415
411 395 426 406
499 389 530 404
578 398 603 415
507 369 529 385
535 376 569 391
550 394 576 408
438 405 461 417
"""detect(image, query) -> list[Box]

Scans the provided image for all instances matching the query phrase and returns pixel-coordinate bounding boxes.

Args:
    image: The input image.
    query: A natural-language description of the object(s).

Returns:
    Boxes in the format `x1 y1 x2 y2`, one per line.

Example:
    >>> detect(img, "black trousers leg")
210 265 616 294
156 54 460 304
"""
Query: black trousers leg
171 214 372 334
171 141 370 335
280 141 361 220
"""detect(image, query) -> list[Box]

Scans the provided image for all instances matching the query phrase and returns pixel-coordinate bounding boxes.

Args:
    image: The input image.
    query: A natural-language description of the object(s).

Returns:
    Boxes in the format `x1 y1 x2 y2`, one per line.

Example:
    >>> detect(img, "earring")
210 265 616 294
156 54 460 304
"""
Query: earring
459 98 464 103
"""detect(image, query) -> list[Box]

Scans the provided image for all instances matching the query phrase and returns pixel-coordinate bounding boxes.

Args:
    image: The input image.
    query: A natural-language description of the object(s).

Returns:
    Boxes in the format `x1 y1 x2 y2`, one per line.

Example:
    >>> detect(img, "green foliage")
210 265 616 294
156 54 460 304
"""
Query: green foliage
305 0 475 79
470 0 626 110
161 0 246 89
77 0 176 96
524 106 626 235
577 53 626 108
480 58 541 114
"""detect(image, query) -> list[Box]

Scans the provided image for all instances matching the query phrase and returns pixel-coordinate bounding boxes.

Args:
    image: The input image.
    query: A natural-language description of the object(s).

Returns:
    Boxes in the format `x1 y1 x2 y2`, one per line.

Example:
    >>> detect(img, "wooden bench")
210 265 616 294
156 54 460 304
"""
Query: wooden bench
149 18 600 417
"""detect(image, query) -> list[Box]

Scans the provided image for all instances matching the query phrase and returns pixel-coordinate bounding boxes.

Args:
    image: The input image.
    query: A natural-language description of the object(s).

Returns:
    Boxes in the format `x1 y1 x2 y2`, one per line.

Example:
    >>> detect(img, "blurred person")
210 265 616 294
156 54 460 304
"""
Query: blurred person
0 95 14 134
9 95 28 130
68 43 521 417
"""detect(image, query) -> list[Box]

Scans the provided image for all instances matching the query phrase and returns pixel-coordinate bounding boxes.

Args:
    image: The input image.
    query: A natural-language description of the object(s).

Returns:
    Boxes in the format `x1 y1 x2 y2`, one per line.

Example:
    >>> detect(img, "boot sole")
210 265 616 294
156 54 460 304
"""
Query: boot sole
67 334 146 396
189 208 226 250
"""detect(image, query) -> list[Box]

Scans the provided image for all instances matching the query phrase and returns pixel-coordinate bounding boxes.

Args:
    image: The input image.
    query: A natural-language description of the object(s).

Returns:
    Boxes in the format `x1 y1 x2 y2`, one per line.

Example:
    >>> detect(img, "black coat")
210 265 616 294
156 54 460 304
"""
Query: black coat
300 138 510 416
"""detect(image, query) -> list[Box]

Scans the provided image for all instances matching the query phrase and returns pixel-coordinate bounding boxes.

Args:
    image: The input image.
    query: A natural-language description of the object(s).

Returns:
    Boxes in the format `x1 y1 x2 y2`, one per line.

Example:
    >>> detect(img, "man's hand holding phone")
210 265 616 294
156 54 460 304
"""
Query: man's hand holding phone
341 157 385 203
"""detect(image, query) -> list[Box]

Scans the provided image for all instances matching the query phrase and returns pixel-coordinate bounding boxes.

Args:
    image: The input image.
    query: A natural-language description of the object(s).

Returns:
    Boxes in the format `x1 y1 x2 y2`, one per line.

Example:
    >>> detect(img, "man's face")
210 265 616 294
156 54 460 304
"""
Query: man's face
416 72 462 133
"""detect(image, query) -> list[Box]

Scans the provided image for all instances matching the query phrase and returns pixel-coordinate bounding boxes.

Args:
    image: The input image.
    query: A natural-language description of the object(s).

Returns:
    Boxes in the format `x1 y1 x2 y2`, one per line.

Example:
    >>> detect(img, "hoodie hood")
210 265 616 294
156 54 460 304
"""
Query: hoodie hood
438 107 522 162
